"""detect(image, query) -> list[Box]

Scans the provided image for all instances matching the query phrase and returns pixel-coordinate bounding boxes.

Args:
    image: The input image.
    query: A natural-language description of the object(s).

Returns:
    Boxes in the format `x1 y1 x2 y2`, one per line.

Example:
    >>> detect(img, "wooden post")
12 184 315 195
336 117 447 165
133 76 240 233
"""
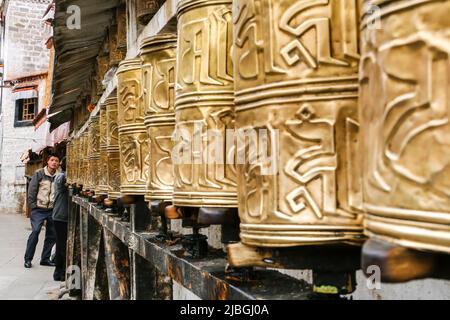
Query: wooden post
93 233 110 300
83 214 104 300
79 206 89 299
66 190 82 298
104 228 131 300
130 251 172 300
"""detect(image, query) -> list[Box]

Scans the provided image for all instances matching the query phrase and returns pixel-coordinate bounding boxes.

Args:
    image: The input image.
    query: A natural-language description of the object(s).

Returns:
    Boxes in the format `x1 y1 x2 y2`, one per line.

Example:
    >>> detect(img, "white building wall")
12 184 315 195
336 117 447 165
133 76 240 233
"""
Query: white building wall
0 0 51 212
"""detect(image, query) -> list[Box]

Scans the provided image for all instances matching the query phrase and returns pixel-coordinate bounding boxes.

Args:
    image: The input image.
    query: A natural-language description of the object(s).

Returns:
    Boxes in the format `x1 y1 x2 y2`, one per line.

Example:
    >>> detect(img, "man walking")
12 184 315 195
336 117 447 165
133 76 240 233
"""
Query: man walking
52 157 68 281
24 154 60 268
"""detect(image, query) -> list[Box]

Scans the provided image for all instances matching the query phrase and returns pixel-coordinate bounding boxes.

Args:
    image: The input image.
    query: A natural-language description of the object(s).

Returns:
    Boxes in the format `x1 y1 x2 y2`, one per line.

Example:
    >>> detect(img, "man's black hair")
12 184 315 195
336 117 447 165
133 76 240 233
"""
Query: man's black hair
47 153 61 162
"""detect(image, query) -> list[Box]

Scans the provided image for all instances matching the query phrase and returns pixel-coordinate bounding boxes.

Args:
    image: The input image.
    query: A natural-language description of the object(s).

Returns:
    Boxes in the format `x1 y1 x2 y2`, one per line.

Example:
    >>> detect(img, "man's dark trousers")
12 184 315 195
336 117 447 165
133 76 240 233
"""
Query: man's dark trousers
24 208 56 262
54 220 68 276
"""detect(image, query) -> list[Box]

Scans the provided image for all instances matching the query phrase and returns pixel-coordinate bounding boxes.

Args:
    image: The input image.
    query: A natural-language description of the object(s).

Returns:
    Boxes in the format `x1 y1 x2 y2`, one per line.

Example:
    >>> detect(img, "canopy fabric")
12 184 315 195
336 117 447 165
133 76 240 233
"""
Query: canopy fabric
48 0 120 130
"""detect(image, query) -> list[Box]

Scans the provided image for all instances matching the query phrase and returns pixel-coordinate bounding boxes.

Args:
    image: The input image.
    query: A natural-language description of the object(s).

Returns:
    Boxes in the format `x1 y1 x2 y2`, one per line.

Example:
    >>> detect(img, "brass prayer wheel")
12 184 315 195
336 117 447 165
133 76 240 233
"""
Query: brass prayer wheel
75 135 81 188
106 95 121 200
73 137 81 186
96 104 109 195
234 0 363 247
360 0 450 254
137 0 160 25
70 139 76 185
140 34 177 202
79 134 87 188
87 116 100 192
66 140 73 185
68 138 75 185
81 132 89 190
173 0 237 208
117 58 149 196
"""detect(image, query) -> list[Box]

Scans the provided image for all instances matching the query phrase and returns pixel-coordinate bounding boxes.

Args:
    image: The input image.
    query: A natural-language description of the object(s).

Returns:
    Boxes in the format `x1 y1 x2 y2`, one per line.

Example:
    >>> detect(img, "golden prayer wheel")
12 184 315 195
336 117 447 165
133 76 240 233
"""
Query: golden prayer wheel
360 0 450 254
81 132 89 191
173 0 237 208
96 104 109 195
106 95 121 200
140 34 177 202
73 137 80 186
68 138 75 185
66 140 73 185
78 135 85 188
233 0 363 247
117 59 149 196
87 116 100 192
69 140 73 184
74 140 78 186
74 136 80 187
137 0 160 25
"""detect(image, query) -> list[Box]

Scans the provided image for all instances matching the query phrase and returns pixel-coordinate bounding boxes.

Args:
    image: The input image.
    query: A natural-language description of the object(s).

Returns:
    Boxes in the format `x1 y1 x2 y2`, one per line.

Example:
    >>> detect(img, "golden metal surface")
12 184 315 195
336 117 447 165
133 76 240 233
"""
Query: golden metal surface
66 140 73 184
75 136 81 187
174 0 237 208
87 116 100 192
117 59 149 196
106 95 121 200
77 135 85 187
360 0 450 254
140 34 177 202
96 104 109 195
73 137 80 186
67 138 74 185
234 0 364 247
81 132 89 191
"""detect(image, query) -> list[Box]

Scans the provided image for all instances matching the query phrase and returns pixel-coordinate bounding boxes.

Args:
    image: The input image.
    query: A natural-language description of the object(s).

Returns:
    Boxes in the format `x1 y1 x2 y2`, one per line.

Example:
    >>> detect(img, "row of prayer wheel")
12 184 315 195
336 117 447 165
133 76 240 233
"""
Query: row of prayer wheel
66 0 450 257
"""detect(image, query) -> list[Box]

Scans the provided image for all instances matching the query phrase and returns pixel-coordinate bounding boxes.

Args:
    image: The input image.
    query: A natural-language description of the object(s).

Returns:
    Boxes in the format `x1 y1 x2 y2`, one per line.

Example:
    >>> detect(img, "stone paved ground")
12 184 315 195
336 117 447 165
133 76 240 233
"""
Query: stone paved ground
0 211 60 300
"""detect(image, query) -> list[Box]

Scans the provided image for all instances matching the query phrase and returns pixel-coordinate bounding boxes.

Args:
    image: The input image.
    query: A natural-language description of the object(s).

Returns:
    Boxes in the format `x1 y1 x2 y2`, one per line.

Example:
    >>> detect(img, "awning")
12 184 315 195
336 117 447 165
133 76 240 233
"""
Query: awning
48 0 121 130
31 111 70 153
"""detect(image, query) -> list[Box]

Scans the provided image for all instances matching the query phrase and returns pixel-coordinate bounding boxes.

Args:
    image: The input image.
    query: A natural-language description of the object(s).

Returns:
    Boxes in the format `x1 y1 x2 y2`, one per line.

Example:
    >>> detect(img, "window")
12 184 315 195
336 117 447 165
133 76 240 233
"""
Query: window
14 98 38 127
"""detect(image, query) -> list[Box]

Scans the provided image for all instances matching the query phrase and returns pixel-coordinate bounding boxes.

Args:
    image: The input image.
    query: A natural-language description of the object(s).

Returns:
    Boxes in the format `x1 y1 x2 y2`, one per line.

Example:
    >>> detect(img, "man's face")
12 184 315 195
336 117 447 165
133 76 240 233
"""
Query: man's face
47 156 60 170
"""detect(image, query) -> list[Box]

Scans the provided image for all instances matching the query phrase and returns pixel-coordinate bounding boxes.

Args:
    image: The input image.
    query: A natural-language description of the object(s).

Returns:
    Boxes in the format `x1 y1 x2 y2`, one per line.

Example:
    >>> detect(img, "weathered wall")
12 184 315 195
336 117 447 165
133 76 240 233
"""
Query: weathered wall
3 0 51 78
0 80 47 212
0 0 51 212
